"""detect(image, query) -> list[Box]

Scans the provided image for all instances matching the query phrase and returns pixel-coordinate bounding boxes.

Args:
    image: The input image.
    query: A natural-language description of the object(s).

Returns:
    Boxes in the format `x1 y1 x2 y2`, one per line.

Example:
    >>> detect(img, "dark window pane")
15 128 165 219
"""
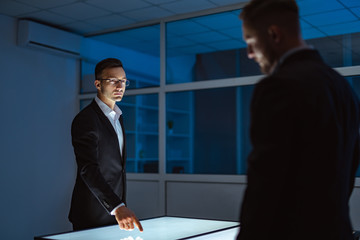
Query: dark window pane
166 10 262 84
120 94 159 173
81 25 160 93
306 33 360 68
166 86 253 174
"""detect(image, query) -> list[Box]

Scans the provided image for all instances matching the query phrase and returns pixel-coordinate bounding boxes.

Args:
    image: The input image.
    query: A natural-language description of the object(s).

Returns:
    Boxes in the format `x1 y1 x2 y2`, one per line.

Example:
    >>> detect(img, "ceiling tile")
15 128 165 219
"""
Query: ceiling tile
85 14 135 29
15 0 78 9
192 11 241 31
300 19 313 29
338 0 360 8
351 7 360 18
90 33 132 47
50 2 110 21
0 1 38 16
297 0 344 16
221 27 243 40
121 6 173 22
302 9 357 27
161 0 216 14
209 0 249 6
64 21 103 34
86 0 151 13
114 25 160 40
167 20 210 36
302 27 326 39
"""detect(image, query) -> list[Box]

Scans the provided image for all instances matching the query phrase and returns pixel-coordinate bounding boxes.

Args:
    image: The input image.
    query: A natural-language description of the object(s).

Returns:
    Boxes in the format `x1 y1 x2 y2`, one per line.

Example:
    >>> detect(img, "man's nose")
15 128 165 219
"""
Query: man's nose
115 81 124 87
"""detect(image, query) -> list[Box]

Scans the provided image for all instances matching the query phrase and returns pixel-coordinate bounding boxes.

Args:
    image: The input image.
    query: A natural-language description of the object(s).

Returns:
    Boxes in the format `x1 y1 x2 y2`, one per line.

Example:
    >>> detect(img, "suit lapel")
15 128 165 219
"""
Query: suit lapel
91 100 120 146
91 100 126 165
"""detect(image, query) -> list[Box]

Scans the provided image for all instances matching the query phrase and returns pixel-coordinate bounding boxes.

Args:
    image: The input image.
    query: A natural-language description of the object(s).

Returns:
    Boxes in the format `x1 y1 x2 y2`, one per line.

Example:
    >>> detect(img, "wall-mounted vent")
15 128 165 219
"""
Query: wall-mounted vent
17 19 82 58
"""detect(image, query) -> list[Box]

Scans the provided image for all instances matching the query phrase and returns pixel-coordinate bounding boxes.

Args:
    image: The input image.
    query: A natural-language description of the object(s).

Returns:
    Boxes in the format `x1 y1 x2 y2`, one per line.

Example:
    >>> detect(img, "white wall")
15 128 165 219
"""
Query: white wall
0 14 78 240
166 181 246 221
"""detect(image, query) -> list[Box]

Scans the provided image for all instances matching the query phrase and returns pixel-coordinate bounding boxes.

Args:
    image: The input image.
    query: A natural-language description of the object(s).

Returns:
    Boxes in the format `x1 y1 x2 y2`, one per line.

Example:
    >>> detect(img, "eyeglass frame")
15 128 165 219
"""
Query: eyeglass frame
98 78 130 87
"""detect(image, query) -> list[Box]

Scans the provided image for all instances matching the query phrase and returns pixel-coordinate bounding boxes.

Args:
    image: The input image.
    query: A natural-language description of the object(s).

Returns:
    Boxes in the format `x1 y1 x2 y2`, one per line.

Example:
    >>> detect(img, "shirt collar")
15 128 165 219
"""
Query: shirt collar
95 96 122 118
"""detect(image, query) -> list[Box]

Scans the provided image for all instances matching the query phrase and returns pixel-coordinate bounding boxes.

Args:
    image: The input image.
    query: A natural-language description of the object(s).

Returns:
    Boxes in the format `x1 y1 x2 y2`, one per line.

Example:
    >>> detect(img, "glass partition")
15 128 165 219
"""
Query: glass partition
166 85 254 174
81 24 161 93
121 94 159 173
166 10 261 84
78 0 360 176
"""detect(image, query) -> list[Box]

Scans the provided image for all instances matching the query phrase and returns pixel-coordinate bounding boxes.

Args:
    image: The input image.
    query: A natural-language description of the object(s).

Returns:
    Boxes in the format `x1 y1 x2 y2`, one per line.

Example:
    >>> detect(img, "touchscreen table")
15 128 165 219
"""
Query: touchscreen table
35 216 240 240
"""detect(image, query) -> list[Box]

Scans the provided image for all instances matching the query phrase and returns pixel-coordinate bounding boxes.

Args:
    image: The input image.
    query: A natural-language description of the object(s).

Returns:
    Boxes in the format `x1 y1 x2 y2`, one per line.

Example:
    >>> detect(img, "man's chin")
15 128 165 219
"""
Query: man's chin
113 96 123 102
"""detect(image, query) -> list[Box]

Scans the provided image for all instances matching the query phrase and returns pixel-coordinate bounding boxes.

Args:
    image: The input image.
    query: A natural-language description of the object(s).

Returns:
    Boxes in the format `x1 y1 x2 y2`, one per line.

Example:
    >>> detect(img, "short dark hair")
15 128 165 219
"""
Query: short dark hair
95 58 123 80
240 0 300 32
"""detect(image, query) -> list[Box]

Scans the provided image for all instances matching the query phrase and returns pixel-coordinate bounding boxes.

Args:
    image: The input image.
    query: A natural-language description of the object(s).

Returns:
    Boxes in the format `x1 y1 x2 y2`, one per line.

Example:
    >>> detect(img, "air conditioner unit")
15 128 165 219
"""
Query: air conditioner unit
17 19 82 58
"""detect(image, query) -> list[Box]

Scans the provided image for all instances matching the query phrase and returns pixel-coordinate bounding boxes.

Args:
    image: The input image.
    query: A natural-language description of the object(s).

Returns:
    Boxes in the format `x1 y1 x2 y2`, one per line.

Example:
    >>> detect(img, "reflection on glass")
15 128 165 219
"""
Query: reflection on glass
119 94 159 173
166 86 253 174
81 24 160 93
306 33 360 68
166 10 262 84
165 4 360 84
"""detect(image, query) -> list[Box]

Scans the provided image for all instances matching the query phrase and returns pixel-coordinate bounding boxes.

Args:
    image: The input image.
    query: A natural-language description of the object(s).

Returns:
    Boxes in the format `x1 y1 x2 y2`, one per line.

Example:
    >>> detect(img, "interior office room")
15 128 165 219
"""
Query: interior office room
1 0 360 239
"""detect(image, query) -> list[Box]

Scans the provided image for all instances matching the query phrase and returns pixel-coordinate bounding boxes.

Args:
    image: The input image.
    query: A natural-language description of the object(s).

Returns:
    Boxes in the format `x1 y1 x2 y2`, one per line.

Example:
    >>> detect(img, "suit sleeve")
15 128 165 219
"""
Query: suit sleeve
71 113 122 214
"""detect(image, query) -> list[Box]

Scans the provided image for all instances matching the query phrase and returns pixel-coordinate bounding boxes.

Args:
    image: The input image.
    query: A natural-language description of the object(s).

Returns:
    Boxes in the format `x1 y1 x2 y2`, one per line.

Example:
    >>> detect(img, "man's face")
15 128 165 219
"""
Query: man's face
242 21 277 74
95 67 127 104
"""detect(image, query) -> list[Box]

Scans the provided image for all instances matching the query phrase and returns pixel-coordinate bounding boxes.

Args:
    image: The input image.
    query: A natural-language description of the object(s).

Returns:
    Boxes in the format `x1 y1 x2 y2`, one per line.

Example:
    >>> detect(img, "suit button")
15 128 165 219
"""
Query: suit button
103 201 110 208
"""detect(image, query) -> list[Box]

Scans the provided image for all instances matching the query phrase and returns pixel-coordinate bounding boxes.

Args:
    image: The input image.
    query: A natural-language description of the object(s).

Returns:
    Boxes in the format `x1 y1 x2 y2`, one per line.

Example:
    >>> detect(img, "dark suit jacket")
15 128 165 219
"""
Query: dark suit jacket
238 49 360 240
69 100 126 230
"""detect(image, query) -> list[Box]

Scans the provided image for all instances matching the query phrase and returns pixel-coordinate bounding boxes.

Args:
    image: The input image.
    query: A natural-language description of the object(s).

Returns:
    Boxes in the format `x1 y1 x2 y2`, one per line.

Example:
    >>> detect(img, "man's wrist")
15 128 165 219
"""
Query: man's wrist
110 203 125 215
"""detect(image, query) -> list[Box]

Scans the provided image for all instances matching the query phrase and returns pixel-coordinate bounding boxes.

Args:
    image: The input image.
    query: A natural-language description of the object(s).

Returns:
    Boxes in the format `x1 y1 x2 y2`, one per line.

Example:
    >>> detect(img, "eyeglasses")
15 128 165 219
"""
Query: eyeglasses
99 78 130 87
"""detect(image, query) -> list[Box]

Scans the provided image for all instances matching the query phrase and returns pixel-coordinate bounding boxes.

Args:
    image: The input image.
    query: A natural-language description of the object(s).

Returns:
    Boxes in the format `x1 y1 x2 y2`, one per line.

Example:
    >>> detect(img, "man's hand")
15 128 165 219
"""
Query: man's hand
114 206 143 232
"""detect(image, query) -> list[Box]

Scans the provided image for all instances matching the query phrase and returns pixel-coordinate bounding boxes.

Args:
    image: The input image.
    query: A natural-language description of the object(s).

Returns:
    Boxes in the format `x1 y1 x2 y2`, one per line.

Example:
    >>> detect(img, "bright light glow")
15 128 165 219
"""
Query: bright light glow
38 217 239 240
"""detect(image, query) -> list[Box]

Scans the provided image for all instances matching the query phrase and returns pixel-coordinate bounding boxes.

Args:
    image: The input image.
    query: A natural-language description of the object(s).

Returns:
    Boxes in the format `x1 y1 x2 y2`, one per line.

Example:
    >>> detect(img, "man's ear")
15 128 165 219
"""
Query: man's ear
268 25 281 43
94 80 101 90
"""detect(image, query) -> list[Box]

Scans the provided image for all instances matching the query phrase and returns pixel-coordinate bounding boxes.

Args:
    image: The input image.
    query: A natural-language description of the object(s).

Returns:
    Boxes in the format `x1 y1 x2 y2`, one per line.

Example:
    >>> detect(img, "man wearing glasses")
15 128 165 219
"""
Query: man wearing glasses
69 58 143 232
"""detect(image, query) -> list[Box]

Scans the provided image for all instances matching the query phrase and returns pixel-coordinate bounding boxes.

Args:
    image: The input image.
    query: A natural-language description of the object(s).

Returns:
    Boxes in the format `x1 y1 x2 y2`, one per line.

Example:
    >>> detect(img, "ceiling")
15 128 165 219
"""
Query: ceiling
0 0 247 35
1 0 360 63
